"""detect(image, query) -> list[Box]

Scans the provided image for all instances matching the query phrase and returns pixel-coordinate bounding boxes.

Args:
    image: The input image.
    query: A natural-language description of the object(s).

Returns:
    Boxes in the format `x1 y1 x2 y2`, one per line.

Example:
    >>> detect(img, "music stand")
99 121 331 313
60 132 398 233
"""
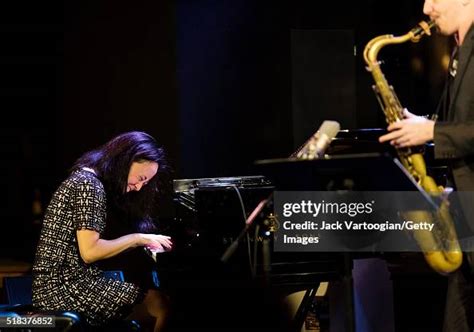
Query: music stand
255 152 427 192
253 152 434 332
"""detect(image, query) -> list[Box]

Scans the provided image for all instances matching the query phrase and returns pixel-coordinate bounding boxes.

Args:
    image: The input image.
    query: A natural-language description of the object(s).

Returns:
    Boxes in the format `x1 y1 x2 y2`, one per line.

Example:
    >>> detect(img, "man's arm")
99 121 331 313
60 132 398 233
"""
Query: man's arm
378 109 435 148
434 121 474 159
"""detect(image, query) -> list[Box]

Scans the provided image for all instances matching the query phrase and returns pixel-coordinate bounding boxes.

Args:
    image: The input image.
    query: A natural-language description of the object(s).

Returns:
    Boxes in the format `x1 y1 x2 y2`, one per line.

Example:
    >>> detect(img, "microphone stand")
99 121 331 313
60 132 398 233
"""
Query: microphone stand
220 194 273 266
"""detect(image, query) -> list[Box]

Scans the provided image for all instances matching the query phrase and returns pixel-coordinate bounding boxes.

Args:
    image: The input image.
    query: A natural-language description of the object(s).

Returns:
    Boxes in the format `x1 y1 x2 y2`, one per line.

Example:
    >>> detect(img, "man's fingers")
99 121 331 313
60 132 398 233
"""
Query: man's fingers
403 108 415 119
394 136 410 148
379 130 403 143
387 121 404 131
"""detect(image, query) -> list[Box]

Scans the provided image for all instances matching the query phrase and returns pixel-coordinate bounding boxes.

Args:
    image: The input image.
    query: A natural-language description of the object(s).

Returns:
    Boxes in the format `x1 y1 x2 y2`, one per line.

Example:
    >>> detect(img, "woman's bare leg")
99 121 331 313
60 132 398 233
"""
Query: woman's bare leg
128 289 170 332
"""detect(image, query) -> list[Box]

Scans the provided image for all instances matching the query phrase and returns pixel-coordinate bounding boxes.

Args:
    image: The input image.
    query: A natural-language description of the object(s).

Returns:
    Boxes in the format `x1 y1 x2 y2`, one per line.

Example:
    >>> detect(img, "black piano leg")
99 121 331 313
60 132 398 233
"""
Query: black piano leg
291 286 318 332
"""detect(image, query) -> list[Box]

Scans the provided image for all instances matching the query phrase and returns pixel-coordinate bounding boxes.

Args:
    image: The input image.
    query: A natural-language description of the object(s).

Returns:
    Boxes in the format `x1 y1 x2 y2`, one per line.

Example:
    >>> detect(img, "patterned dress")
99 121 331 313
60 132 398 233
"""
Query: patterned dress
32 169 144 325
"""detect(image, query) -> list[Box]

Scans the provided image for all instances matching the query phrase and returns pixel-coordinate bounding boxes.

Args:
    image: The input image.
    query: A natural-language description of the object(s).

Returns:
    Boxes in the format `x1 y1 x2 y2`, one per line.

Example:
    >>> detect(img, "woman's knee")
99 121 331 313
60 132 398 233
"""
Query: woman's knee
144 289 170 318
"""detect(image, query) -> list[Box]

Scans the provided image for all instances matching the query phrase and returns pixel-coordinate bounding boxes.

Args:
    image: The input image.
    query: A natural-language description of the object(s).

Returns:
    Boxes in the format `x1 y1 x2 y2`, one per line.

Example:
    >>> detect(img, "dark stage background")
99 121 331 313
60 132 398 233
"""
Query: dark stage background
0 1 453 331
1 0 448 264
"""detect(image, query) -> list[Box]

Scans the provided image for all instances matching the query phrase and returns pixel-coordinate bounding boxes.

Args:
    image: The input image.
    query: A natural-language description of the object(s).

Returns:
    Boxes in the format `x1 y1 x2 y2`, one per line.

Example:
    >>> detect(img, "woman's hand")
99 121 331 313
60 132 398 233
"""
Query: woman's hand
137 234 173 252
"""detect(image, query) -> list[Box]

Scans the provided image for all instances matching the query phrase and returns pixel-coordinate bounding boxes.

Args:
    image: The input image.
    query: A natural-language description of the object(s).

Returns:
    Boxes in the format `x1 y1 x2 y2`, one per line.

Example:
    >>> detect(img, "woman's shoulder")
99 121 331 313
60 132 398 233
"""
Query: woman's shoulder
64 169 105 193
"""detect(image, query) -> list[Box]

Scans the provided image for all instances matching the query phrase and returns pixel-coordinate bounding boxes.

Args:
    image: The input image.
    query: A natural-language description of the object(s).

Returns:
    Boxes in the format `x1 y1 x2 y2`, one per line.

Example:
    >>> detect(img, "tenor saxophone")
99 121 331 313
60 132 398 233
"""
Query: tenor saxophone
363 20 462 274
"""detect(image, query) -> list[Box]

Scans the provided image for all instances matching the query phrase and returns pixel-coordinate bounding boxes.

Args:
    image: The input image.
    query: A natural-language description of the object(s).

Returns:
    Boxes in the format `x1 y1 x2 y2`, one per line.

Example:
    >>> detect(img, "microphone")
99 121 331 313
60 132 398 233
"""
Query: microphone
294 120 341 159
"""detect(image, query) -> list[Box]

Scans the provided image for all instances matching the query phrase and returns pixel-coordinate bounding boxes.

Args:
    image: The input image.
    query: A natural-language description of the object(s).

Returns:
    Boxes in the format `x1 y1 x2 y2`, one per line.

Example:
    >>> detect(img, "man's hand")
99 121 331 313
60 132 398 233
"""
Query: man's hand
378 109 435 148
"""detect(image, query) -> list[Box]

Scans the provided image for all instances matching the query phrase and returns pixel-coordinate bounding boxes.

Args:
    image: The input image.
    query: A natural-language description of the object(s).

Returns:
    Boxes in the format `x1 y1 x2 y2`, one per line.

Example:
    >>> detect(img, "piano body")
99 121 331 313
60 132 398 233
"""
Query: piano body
156 175 303 331
156 174 350 331
169 175 346 282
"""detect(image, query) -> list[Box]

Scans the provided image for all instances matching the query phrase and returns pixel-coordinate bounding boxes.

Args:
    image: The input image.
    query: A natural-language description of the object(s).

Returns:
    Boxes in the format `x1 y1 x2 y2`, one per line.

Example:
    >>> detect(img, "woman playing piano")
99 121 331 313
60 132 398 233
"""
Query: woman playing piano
32 131 172 332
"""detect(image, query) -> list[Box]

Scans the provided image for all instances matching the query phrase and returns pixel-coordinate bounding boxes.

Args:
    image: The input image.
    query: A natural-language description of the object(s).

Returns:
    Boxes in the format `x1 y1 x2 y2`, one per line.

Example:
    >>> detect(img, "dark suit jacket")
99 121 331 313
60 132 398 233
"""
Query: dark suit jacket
435 24 474 190
434 24 474 232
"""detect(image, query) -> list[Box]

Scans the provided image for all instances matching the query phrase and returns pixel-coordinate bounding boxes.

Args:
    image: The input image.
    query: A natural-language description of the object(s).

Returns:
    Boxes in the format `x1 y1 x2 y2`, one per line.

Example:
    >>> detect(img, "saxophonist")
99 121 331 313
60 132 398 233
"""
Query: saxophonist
379 1 474 331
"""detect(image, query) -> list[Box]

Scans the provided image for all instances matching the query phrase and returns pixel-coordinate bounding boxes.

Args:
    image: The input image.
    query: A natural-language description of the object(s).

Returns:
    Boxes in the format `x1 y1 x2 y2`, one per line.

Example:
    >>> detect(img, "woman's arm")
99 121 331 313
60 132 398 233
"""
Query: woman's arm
76 230 172 264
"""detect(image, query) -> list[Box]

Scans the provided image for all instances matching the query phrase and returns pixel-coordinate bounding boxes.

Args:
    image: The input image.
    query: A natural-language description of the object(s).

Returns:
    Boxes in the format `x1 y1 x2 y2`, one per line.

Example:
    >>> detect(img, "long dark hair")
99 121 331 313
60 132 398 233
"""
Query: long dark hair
71 131 169 232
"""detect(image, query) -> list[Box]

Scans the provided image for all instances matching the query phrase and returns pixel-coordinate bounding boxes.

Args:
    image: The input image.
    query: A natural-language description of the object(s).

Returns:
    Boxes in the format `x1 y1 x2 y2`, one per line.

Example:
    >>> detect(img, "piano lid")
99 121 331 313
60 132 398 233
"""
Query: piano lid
329 127 436 164
327 127 391 156
173 175 273 193
336 127 386 138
